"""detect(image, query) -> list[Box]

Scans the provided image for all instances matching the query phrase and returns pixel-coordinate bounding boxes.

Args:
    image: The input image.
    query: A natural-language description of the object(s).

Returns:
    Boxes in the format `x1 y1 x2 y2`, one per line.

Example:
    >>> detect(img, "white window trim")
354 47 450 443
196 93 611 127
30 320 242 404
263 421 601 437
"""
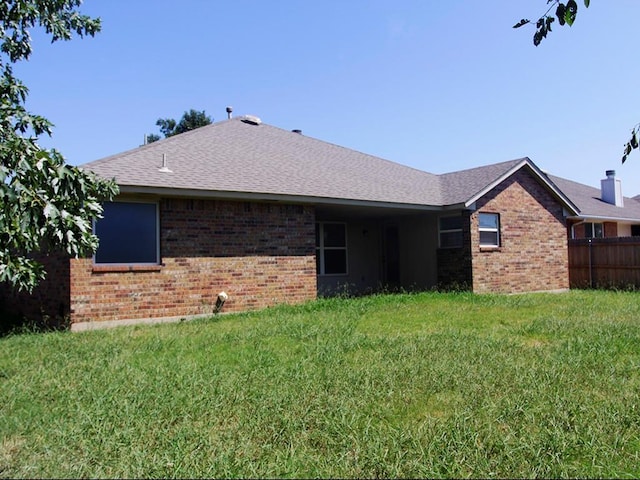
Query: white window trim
478 212 500 247
316 222 348 276
93 200 160 265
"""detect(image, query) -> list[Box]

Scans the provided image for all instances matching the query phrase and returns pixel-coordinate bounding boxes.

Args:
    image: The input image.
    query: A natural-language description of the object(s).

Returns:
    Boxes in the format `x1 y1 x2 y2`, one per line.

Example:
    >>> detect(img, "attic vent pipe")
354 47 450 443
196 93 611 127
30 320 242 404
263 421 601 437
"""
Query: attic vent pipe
226 106 233 119
292 129 302 134
158 153 172 173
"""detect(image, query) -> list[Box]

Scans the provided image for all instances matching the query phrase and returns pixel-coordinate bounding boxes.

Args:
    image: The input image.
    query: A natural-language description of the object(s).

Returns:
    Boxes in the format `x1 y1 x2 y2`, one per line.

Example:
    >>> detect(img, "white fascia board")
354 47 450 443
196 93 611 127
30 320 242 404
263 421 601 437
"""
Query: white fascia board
566 214 640 223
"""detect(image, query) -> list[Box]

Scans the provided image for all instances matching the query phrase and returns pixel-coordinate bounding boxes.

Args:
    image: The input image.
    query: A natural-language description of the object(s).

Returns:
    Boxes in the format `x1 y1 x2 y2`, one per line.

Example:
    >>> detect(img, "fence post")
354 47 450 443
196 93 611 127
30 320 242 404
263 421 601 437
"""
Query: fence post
588 238 593 288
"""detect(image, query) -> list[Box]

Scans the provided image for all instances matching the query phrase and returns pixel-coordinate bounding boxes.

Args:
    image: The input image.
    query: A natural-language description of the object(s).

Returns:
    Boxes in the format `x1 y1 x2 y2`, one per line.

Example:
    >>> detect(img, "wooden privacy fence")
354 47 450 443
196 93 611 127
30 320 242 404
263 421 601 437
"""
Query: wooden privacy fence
568 237 640 289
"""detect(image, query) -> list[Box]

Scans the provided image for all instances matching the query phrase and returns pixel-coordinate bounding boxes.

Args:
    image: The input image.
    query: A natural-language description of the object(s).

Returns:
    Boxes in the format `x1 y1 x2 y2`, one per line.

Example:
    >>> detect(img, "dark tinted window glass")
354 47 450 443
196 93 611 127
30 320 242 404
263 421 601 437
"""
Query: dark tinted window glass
439 216 462 231
440 231 463 248
324 250 347 275
323 223 346 247
594 223 603 238
479 231 499 246
95 202 158 264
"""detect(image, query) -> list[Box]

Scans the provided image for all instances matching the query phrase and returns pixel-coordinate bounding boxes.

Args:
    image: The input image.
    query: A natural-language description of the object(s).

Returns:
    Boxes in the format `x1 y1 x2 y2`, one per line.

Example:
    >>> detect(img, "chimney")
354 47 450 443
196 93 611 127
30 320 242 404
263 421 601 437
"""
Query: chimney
601 170 624 207
226 106 233 119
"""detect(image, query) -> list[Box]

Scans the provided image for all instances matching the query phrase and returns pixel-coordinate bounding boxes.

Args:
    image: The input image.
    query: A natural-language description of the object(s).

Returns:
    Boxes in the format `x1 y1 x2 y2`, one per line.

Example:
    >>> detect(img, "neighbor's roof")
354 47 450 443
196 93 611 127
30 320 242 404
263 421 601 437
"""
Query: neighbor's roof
547 174 640 221
82 117 575 212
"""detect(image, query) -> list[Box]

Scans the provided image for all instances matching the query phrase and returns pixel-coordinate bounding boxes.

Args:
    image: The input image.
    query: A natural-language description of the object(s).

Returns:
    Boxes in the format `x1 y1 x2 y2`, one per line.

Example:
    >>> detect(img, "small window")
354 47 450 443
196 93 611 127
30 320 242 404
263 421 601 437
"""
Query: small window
479 213 500 247
94 201 159 264
316 222 347 275
584 222 604 239
439 215 463 248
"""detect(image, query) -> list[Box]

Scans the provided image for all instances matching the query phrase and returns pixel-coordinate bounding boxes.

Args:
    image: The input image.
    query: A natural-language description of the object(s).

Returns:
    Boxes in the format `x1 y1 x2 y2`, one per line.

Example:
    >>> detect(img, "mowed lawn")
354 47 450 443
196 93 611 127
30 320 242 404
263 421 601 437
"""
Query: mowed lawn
1 291 640 478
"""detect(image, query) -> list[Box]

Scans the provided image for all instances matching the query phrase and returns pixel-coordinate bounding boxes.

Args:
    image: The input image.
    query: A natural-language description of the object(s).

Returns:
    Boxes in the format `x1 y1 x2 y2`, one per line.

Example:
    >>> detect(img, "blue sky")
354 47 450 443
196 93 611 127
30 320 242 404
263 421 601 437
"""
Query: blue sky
16 0 640 195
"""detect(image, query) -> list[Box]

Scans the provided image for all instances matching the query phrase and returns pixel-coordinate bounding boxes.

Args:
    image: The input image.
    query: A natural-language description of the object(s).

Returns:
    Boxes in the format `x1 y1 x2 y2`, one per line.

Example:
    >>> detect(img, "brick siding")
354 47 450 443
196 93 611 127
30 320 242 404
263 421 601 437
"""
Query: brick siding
69 198 317 324
2 170 574 326
470 168 569 293
603 221 618 238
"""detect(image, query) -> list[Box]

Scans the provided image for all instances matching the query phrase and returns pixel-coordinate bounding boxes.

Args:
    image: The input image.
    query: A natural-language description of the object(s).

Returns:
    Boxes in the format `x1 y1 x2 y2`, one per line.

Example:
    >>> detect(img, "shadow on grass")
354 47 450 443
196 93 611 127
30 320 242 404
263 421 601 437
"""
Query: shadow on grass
0 309 69 337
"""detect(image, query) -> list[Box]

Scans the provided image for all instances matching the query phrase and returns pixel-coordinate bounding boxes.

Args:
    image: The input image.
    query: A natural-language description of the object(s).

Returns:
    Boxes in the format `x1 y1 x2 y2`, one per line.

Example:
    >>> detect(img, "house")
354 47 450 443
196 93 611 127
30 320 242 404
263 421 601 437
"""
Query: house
2 116 584 329
548 171 640 239
546 170 640 289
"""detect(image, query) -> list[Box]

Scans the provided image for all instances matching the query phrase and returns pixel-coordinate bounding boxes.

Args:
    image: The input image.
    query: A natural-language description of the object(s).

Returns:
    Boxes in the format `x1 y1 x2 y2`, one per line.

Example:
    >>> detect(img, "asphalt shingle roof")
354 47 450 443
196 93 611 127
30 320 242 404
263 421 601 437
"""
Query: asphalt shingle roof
547 174 640 220
438 159 525 206
83 117 623 218
83 118 443 207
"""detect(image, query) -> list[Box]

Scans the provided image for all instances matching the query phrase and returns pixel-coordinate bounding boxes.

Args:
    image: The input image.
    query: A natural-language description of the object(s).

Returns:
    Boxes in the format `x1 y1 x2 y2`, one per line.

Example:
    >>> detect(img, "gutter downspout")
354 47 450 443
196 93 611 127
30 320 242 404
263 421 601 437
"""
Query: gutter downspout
570 219 586 239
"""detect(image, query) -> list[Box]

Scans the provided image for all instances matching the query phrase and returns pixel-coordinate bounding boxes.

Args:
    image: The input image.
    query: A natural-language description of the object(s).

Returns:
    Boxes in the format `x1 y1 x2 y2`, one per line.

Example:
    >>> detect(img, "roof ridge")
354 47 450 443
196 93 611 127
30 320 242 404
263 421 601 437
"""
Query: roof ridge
82 119 236 168
257 121 440 178
438 157 528 178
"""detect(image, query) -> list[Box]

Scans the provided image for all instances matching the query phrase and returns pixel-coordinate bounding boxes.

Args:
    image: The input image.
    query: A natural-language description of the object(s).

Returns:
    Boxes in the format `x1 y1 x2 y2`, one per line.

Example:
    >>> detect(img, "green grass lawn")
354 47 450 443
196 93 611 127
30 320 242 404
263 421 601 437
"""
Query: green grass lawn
2 290 640 478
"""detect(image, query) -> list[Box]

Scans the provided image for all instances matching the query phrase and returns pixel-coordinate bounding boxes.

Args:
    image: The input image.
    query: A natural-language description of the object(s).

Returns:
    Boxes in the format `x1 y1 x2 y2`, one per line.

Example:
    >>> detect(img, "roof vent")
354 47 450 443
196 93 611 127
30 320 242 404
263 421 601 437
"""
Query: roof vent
292 129 302 134
240 115 262 126
158 153 172 173
226 106 233 119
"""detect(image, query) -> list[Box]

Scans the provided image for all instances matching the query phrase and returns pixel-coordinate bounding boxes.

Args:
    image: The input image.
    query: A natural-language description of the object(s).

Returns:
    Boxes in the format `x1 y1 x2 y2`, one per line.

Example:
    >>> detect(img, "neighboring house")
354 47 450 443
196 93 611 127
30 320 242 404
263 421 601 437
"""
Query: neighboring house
548 171 640 239
3 116 584 329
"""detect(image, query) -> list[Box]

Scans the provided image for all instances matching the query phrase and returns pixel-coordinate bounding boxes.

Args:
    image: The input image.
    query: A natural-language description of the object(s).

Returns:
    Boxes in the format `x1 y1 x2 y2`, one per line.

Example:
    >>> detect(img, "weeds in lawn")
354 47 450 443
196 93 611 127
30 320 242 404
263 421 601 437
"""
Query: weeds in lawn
1 290 640 478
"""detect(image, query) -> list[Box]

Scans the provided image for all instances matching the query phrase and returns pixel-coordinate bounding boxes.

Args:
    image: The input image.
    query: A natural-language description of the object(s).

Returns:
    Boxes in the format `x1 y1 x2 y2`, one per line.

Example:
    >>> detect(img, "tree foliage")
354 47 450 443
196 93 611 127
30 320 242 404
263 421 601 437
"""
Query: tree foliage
147 109 212 143
621 124 640 164
0 0 118 292
513 0 588 46
514 1 639 163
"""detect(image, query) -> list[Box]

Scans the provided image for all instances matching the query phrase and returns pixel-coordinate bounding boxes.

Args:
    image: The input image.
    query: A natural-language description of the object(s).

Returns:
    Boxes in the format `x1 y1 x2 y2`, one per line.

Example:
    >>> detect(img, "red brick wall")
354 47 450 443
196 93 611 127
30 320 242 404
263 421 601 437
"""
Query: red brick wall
470 168 569 293
570 221 587 239
69 198 317 324
604 221 618 238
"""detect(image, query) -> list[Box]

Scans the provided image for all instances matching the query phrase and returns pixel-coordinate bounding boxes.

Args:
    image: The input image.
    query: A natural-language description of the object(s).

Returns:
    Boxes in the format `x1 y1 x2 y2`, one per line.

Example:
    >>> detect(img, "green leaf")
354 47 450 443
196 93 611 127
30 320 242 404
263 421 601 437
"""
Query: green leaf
584 0 590 7
565 0 578 26
43 202 59 220
513 19 530 29
556 3 566 25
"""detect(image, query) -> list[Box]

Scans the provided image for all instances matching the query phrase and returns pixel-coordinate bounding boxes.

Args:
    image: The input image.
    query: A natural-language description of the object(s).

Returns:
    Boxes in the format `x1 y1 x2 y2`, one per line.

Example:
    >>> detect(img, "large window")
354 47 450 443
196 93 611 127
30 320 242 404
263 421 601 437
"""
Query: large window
439 215 463 248
94 201 159 264
316 222 347 275
478 212 500 247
